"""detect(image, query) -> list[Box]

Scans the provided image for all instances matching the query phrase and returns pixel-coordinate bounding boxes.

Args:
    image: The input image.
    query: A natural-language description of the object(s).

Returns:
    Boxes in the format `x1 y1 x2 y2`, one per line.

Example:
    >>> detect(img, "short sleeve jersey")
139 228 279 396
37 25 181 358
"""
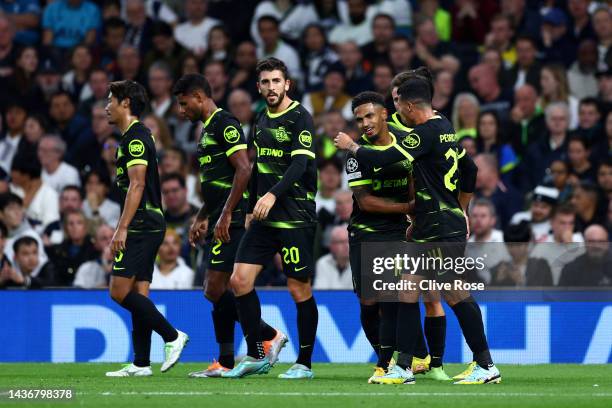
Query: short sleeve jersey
197 108 248 229
392 115 467 241
345 132 412 241
253 101 317 228
115 120 165 233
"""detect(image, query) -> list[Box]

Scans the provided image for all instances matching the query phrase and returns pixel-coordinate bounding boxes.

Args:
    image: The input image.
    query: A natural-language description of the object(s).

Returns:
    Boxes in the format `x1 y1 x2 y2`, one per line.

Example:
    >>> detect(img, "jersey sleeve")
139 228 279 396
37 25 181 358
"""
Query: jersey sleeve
124 130 151 168
217 115 247 157
290 110 316 160
345 152 373 189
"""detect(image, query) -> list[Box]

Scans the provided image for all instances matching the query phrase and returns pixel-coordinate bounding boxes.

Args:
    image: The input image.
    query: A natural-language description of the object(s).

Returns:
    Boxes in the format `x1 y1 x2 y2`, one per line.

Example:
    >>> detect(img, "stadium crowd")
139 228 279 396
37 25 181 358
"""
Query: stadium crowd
0 0 611 290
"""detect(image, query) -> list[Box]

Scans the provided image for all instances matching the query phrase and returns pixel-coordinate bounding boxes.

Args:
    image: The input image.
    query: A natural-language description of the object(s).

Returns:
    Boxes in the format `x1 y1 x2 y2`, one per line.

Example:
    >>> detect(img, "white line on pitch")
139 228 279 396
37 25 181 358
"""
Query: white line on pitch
90 391 612 398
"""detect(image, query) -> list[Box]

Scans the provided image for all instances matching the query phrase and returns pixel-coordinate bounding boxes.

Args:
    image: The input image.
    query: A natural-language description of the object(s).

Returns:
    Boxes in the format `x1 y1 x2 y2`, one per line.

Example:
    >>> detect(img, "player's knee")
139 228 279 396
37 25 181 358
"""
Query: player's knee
109 287 127 304
287 278 312 302
204 280 225 302
229 272 252 295
424 301 445 317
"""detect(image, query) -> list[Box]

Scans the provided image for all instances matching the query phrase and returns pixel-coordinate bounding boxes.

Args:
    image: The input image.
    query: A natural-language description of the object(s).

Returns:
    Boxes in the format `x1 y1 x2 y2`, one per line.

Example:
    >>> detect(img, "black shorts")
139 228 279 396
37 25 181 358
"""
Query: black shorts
111 230 165 282
235 222 315 279
206 228 245 273
410 236 467 279
349 230 406 297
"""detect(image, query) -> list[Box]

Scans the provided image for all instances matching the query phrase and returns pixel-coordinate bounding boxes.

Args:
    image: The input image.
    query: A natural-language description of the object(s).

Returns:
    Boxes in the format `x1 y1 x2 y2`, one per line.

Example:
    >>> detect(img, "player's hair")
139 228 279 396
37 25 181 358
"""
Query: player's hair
351 91 385 111
108 80 148 117
172 73 212 97
61 185 85 200
503 221 531 243
397 74 433 105
160 172 186 189
256 57 289 81
391 66 434 97
552 203 576 218
0 192 23 211
13 235 38 254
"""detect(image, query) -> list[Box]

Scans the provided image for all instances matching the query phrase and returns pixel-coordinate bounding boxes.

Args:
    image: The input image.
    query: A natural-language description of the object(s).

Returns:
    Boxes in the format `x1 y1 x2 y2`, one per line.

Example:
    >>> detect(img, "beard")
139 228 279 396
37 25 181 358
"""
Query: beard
265 90 286 108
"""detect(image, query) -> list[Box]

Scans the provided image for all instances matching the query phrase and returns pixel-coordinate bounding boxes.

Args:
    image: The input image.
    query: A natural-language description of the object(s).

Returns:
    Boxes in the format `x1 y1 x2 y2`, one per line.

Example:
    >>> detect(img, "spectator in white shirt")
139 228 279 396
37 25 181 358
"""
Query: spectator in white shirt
314 225 352 289
151 229 194 289
531 203 585 285
329 0 374 46
43 185 84 246
173 0 220 58
510 185 558 242
148 61 175 120
82 170 120 228
10 155 59 233
38 135 81 193
467 198 512 283
256 15 302 88
0 193 47 273
73 224 114 289
0 102 31 174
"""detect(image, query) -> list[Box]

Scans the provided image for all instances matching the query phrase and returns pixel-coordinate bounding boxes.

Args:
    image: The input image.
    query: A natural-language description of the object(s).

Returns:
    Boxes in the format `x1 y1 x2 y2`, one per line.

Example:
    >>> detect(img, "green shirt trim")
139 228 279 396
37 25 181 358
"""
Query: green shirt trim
291 149 315 158
126 159 148 168
226 144 247 157
266 100 299 118
203 108 222 128
348 179 373 187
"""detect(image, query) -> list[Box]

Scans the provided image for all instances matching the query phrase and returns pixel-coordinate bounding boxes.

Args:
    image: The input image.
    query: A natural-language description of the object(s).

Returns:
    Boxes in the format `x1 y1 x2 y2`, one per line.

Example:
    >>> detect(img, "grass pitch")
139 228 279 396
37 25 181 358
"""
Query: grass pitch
1 363 611 408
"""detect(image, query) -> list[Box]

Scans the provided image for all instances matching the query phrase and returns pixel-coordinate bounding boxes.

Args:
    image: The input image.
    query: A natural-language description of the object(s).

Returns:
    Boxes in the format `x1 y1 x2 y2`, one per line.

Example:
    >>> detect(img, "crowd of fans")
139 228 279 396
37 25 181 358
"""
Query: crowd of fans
0 0 611 290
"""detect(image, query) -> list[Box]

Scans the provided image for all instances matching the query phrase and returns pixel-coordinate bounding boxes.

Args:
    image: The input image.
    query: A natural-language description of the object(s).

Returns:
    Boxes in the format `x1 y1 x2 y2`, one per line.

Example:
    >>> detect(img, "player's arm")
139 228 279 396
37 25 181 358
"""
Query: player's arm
213 120 251 241
457 148 477 212
110 163 146 255
351 185 411 214
215 149 251 242
335 131 429 167
253 112 316 221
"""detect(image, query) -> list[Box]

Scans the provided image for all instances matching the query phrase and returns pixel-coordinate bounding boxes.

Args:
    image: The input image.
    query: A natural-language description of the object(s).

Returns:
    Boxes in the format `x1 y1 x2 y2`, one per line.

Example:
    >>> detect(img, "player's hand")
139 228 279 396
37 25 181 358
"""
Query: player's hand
406 222 414 241
334 132 354 150
245 213 254 229
464 211 471 240
214 210 232 243
253 192 276 220
110 226 127 256
189 218 208 247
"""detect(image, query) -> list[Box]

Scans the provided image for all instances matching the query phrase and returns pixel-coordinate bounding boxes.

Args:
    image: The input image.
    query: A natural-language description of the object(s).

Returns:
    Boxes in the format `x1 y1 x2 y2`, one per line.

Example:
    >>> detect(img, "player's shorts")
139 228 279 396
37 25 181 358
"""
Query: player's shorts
206 227 245 273
111 230 165 282
235 221 315 279
349 230 406 297
410 235 467 280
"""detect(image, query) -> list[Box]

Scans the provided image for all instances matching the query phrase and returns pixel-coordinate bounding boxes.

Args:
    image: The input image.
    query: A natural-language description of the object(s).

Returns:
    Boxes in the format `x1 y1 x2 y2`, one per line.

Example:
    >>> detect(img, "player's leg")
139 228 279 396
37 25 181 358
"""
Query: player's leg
222 223 277 378
106 275 153 377
132 280 153 369
277 227 317 379
420 300 451 380
349 240 381 360
372 274 421 385
444 290 500 384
